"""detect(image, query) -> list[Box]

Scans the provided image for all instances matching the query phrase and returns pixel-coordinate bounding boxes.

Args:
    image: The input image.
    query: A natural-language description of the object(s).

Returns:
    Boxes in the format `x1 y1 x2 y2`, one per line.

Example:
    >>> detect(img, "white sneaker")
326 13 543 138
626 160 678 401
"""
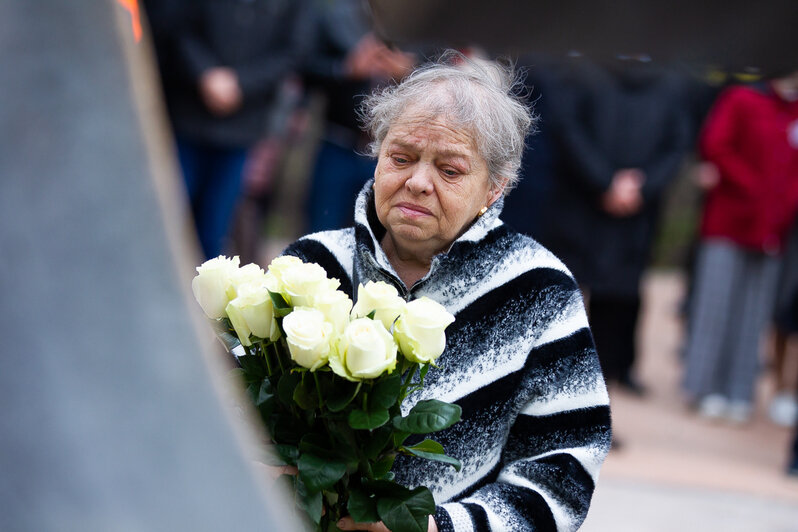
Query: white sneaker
768 393 798 427
698 394 728 419
725 400 752 424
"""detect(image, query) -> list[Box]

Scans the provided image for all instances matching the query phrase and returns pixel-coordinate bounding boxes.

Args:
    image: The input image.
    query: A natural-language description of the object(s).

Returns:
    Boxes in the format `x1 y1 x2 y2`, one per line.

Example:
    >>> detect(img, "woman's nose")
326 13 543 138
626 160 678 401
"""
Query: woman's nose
405 163 434 194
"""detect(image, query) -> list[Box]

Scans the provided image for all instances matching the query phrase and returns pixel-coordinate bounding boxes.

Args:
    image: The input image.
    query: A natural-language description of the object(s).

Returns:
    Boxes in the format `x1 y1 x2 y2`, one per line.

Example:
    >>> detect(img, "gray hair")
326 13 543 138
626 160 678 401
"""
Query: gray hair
360 51 537 193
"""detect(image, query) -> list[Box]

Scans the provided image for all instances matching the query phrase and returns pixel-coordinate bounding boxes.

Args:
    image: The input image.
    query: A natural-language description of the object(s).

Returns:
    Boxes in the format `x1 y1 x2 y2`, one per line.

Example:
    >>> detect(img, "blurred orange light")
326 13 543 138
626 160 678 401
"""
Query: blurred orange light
117 0 142 42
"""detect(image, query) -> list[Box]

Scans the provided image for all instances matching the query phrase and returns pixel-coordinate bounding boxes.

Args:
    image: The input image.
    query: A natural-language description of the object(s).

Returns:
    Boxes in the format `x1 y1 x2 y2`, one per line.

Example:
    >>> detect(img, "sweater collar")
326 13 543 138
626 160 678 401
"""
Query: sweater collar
352 179 504 283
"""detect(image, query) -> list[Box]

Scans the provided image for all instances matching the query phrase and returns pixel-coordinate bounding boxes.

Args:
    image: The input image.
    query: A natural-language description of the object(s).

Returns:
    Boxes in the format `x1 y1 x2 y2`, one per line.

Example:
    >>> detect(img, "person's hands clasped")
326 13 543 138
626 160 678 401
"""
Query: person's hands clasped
199 66 243 116
601 168 645 217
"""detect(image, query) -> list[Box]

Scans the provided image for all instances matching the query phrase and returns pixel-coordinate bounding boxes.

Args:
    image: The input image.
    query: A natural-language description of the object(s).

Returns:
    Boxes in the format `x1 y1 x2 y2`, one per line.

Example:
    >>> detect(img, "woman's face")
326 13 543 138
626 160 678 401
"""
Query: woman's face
374 109 502 259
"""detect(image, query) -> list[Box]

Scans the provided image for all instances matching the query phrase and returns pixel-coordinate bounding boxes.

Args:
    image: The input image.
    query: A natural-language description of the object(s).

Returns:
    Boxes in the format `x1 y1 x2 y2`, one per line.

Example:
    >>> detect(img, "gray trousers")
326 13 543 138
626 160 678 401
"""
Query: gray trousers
683 239 781 403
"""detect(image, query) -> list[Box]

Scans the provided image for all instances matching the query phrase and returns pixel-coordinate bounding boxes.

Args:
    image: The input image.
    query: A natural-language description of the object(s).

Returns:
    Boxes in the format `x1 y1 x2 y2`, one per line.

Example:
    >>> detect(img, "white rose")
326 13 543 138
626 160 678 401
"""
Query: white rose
226 263 267 300
314 289 354 334
266 255 303 292
280 262 329 307
191 255 240 319
282 307 333 371
351 281 406 330
394 297 455 364
263 270 282 294
225 283 281 347
330 318 397 381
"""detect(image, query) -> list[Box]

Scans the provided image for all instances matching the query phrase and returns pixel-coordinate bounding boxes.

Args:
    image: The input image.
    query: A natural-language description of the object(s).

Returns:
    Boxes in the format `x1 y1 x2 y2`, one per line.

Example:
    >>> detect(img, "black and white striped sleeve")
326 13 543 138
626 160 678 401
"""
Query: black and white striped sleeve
435 275 612 532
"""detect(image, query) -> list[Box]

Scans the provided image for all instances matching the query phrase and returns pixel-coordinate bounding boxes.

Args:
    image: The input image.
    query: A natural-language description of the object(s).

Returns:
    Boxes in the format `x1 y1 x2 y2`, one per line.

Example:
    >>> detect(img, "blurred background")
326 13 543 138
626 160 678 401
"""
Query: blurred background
2 0 797 530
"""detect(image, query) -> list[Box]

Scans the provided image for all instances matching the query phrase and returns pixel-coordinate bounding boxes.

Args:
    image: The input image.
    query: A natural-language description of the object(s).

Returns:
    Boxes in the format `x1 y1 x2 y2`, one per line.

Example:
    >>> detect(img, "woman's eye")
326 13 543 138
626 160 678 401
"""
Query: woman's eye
442 168 459 177
392 156 409 164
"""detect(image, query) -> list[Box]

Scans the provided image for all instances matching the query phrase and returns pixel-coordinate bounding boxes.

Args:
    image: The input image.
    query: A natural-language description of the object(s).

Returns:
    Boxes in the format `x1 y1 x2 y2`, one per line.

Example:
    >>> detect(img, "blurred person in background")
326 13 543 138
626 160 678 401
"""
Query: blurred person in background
682 71 798 423
769 218 798 427
545 55 692 397
301 0 415 233
228 76 306 265
786 290 798 476
501 53 560 241
790 426 798 476
150 0 312 259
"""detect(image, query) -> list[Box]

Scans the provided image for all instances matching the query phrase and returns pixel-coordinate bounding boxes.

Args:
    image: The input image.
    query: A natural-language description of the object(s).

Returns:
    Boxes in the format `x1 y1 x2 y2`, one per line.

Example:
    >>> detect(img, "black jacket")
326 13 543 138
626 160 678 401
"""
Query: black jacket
546 58 691 296
167 0 313 147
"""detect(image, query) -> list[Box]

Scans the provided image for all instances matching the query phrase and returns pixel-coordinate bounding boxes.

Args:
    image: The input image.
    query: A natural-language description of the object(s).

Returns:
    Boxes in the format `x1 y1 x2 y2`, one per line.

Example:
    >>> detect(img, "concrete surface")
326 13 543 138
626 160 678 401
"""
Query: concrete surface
581 271 798 531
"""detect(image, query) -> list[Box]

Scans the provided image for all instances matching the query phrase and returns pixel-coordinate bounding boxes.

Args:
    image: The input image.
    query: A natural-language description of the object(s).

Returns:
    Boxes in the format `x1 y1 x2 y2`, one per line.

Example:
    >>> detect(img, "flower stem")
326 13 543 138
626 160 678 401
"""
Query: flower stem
274 341 287 374
261 341 274 376
313 372 323 411
399 363 418 401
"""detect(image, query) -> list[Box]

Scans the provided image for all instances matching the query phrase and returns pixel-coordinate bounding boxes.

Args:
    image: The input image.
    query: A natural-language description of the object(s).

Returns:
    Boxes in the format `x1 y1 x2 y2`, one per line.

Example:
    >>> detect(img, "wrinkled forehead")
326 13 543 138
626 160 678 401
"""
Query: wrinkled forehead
385 102 479 155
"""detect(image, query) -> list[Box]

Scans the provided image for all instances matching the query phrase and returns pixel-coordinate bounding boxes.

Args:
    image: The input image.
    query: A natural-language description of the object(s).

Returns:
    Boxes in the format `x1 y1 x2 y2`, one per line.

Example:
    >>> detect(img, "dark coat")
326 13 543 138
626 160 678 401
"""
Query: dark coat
168 0 313 147
301 0 372 139
545 59 692 297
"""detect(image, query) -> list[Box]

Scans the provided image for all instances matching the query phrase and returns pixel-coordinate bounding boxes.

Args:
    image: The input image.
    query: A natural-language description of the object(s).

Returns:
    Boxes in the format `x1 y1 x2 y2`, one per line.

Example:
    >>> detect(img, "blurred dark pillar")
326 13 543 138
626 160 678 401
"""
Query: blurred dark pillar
0 2 297 530
370 0 798 74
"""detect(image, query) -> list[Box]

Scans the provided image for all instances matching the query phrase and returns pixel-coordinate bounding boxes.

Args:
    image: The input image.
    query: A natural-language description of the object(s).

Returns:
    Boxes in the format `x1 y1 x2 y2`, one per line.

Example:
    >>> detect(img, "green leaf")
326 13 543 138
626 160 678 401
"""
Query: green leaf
275 444 299 466
297 453 347 493
299 433 336 461
364 479 400 494
371 454 395 479
392 400 461 434
347 487 379 524
348 408 390 430
237 354 267 381
274 307 293 319
404 439 444 454
293 377 317 410
278 372 301 405
268 290 291 310
295 476 323 525
246 379 276 421
392 430 411 449
273 413 308 444
419 364 430 381
370 374 402 410
377 486 436 532
268 291 293 318
401 440 461 471
324 419 360 454
327 380 362 412
366 310 377 320
363 426 393 461
248 378 275 406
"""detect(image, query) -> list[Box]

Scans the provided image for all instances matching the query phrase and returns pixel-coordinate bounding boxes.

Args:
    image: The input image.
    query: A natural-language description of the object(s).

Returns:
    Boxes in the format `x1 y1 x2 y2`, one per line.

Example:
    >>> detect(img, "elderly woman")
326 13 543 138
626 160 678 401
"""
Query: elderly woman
283 53 611 532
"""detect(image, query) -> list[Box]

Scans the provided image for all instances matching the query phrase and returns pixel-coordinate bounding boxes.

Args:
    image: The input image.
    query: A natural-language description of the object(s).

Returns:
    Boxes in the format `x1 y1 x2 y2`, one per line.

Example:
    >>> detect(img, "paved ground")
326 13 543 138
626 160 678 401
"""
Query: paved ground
581 271 798 531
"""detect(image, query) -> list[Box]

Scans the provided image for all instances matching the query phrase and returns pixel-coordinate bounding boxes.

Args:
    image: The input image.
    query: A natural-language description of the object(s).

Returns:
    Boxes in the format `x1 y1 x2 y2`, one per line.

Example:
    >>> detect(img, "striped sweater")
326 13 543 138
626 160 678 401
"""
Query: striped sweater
283 182 611 531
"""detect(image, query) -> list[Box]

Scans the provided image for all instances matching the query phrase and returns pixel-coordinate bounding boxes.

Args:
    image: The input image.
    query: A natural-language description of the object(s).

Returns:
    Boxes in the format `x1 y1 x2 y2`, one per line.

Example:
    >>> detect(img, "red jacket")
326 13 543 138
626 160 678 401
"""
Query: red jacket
699 83 798 253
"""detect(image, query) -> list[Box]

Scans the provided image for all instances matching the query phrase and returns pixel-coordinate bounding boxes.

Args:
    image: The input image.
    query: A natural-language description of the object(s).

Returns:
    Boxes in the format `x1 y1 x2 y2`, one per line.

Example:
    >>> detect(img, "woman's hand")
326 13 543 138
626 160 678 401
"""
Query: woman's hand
252 462 298 481
336 515 438 532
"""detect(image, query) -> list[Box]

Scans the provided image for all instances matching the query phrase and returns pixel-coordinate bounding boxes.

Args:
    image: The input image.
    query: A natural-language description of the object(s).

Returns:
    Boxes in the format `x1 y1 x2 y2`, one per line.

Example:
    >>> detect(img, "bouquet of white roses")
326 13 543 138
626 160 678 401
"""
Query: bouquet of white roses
192 255 461 532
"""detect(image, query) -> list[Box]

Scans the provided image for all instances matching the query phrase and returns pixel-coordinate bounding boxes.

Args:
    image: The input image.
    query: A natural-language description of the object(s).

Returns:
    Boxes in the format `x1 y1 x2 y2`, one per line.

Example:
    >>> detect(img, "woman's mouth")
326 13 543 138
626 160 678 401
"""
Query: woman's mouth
396 202 433 217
